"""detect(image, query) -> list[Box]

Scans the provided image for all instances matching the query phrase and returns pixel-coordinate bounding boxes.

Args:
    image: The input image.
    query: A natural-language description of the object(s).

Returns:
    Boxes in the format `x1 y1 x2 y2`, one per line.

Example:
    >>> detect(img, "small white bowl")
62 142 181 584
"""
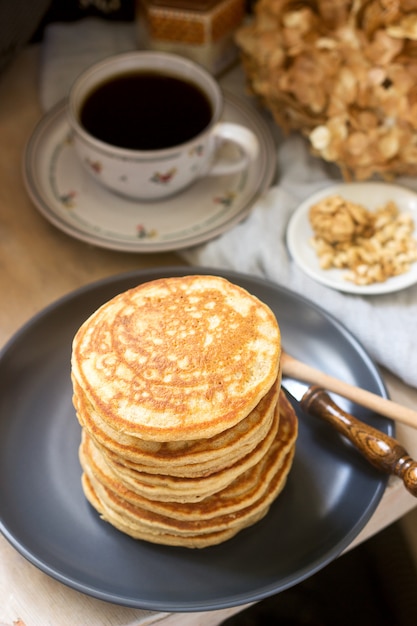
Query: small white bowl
286 182 417 295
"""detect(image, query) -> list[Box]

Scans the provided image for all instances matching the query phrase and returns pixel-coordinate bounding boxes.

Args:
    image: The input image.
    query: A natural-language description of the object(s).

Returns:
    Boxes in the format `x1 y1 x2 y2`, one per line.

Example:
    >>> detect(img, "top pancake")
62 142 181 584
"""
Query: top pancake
71 275 281 441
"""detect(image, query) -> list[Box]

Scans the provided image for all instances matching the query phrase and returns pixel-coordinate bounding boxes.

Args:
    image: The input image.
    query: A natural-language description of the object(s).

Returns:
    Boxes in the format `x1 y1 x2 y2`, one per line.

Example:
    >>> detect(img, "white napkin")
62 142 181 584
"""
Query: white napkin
39 19 417 389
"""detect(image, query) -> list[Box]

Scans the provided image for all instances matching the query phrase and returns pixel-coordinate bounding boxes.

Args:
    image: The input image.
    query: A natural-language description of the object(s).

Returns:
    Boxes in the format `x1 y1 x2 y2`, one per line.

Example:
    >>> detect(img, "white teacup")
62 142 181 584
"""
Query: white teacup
67 51 259 200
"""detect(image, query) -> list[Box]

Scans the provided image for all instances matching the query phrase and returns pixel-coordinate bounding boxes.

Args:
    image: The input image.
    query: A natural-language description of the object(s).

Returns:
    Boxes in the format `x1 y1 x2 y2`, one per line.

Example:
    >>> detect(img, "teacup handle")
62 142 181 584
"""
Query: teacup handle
205 122 260 177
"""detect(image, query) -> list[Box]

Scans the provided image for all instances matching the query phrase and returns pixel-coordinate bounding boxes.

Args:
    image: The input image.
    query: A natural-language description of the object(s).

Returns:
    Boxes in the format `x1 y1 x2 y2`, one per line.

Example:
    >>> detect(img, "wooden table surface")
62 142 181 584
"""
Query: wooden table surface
1 45 417 626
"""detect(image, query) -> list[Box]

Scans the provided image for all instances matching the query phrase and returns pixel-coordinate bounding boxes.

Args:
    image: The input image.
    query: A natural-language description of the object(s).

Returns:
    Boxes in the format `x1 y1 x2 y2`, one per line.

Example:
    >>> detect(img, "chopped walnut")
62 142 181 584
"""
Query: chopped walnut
309 195 375 244
308 195 417 285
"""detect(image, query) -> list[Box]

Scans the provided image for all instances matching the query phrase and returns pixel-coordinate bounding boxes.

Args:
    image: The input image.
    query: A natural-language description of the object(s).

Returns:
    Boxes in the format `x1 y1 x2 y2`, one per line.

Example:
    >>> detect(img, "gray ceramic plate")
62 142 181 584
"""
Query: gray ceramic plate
0 268 391 611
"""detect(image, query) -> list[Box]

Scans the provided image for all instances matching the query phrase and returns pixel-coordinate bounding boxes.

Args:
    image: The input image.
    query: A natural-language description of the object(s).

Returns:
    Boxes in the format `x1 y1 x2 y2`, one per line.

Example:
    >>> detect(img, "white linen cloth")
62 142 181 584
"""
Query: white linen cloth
40 19 417 389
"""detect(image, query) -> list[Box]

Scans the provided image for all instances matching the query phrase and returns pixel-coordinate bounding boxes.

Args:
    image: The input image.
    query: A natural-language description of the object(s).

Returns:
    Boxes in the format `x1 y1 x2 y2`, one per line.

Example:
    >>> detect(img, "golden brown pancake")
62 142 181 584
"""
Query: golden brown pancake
75 370 281 479
80 391 282 503
80 391 296 509
81 473 265 548
71 275 281 441
72 274 297 548
79 393 297 547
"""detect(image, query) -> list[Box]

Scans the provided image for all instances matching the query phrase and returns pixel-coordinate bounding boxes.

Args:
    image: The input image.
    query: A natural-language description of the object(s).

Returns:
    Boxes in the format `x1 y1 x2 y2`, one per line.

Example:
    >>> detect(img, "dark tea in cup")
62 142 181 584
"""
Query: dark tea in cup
80 72 213 150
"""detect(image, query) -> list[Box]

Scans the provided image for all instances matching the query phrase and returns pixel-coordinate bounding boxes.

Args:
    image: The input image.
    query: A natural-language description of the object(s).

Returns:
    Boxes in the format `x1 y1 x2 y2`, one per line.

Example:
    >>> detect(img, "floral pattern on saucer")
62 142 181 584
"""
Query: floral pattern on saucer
59 190 77 208
136 224 158 239
214 191 237 207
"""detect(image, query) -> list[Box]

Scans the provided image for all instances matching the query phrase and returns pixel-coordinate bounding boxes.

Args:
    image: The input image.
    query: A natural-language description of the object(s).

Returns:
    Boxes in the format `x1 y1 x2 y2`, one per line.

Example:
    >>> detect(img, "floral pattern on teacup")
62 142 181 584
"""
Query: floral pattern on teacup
189 144 205 157
85 157 102 175
150 168 177 185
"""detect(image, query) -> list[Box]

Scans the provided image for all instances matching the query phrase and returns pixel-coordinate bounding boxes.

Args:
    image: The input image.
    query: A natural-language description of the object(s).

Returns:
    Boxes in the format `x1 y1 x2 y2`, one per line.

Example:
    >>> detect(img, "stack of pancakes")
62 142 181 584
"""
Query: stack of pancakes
71 275 298 548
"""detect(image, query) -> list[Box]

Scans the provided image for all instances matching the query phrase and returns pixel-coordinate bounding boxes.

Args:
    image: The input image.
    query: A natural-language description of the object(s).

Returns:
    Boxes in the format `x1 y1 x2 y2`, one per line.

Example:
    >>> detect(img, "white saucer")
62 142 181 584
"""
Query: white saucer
286 182 417 295
23 93 276 253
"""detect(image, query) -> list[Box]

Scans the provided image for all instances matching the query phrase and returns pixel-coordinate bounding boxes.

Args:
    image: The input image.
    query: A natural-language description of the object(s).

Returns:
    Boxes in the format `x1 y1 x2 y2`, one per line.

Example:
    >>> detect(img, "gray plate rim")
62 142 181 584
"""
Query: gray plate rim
0 267 391 611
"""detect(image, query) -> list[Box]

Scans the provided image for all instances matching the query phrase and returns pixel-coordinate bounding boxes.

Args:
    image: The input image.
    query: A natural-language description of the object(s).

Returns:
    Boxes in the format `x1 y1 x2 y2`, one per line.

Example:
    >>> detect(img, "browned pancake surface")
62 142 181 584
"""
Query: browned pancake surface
72 275 281 441
74 370 281 475
79 392 298 547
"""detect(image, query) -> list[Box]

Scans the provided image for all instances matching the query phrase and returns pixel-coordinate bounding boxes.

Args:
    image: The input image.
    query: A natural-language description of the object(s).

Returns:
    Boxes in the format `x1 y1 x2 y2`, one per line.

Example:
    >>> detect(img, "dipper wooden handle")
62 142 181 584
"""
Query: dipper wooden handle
281 351 417 429
300 385 417 497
